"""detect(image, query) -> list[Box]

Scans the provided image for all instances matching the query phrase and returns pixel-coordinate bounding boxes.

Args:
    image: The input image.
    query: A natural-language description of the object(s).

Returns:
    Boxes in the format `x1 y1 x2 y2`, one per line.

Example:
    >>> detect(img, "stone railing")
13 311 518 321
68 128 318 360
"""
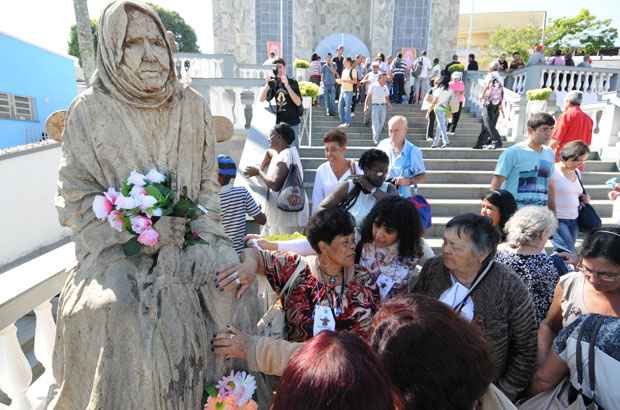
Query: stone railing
465 65 620 143
0 243 75 410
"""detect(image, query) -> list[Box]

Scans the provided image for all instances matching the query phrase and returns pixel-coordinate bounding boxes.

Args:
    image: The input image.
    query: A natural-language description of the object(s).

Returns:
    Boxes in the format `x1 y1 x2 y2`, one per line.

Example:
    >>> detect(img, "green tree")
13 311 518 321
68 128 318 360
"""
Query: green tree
487 25 542 62
68 4 199 64
147 3 199 52
545 9 618 55
68 19 98 66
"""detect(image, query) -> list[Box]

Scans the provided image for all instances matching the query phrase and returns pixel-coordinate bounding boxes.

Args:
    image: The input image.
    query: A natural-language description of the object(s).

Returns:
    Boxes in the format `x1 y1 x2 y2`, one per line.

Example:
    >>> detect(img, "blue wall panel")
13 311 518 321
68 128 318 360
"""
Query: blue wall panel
0 33 77 149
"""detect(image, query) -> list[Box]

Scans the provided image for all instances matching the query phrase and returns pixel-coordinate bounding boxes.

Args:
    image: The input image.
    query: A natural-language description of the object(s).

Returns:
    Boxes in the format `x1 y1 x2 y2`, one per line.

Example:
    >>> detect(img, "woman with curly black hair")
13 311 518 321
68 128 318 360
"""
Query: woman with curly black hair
356 196 432 299
318 148 397 226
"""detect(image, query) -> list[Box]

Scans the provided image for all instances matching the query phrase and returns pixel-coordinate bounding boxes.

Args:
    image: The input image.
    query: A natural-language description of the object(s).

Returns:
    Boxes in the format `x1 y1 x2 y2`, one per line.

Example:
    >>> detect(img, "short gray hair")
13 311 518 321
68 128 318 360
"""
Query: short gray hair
388 115 408 128
504 206 558 247
446 213 500 256
566 90 583 106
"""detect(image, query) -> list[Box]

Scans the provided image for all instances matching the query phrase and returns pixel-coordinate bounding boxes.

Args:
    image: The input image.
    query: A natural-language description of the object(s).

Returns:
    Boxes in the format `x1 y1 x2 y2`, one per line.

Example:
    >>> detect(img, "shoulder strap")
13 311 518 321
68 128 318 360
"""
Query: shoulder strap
263 258 306 316
575 315 604 395
453 256 495 313
575 171 587 195
587 316 605 396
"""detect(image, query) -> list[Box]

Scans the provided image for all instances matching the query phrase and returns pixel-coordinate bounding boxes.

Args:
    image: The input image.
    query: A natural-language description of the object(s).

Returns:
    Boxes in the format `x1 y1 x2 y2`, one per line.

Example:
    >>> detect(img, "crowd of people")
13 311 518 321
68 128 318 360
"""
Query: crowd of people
212 115 619 410
210 46 620 410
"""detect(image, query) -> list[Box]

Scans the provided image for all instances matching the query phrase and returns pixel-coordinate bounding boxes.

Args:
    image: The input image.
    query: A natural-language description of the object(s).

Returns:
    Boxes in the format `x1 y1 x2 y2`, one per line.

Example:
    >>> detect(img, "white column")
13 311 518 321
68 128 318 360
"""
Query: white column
0 324 33 410
33 301 56 385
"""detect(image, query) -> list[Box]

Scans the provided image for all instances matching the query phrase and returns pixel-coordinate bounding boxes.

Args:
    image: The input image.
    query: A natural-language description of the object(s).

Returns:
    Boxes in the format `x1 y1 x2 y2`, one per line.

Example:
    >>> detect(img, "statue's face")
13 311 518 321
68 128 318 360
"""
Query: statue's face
122 10 170 91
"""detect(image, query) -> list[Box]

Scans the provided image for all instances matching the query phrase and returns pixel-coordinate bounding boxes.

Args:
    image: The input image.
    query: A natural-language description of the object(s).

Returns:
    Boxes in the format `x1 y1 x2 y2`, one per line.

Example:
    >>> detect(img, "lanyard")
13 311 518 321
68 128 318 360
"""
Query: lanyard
313 270 346 317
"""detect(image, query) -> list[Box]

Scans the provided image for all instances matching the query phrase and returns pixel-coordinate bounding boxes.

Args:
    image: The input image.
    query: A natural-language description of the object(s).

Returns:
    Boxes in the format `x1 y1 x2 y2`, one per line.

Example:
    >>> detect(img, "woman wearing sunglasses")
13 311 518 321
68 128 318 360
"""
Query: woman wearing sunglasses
537 226 620 365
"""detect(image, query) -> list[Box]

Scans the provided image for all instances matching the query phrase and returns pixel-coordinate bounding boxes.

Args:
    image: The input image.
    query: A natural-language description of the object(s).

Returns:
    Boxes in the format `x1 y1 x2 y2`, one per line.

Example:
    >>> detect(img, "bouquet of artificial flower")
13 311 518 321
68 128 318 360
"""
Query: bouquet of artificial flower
92 169 206 256
204 371 257 410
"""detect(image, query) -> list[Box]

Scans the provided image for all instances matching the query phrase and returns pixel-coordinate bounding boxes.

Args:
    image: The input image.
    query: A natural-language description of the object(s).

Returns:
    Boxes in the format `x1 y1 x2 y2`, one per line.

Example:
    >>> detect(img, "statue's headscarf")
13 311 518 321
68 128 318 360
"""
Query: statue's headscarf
94 1 178 108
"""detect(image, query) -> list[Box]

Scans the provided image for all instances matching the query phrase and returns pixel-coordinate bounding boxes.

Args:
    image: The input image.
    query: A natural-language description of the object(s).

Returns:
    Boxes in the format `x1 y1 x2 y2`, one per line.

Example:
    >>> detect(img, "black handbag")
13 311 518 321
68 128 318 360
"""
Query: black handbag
575 171 602 232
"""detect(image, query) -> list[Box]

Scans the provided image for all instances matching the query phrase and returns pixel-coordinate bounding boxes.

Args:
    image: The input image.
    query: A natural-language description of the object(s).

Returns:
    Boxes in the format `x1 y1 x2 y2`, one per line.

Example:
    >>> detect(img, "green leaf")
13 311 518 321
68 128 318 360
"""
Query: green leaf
206 385 218 398
122 237 142 256
121 179 131 196
145 185 164 202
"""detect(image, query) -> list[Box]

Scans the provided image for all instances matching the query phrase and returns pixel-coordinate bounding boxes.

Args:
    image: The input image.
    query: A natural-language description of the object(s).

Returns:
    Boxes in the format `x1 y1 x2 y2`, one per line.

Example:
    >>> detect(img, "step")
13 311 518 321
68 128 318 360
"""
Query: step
425 216 617 237
299 147 506 160
425 199 613 218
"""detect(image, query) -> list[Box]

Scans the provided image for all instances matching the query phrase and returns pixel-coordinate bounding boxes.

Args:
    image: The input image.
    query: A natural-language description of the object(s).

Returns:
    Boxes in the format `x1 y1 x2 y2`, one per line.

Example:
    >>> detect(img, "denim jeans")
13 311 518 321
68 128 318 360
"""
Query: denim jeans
371 104 387 142
323 85 336 115
433 109 450 146
338 91 353 125
553 218 579 253
392 74 405 103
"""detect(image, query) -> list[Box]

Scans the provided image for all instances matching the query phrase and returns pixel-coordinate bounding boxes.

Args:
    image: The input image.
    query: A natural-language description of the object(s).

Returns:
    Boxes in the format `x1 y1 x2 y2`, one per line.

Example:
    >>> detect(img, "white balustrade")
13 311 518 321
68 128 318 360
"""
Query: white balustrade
0 243 75 409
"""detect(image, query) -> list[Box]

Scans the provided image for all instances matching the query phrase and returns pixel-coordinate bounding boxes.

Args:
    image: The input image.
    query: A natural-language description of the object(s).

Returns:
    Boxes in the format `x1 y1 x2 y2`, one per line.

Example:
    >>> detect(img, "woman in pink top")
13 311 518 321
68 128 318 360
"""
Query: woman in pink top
448 71 465 134
308 53 322 86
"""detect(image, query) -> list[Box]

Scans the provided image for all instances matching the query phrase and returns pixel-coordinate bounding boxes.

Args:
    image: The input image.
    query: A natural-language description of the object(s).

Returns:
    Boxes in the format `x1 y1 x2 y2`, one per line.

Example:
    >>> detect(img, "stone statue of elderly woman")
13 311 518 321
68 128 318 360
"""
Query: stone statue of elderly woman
49 2 259 408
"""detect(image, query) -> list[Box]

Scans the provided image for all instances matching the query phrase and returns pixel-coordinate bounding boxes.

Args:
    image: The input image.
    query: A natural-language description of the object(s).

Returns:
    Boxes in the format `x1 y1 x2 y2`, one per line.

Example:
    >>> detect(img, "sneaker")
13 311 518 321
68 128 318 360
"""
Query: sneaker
483 144 496 150
447 131 455 136
351 113 356 117
441 143 449 148
430 144 439 149
337 123 350 128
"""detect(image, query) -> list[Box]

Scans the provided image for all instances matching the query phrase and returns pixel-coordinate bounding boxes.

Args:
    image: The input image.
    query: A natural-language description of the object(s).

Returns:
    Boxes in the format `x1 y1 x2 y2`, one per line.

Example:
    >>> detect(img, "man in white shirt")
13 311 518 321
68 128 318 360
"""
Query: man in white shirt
413 50 432 104
364 73 392 144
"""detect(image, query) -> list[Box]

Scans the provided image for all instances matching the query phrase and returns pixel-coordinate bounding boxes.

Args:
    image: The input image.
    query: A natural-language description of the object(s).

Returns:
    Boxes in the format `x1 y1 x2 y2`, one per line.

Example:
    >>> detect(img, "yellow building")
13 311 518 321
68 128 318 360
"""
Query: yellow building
457 11 546 67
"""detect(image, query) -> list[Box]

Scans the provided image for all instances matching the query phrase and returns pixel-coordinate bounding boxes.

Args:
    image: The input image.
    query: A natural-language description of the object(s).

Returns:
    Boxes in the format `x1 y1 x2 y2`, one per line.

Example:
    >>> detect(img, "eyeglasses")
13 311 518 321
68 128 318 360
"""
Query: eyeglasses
579 263 620 282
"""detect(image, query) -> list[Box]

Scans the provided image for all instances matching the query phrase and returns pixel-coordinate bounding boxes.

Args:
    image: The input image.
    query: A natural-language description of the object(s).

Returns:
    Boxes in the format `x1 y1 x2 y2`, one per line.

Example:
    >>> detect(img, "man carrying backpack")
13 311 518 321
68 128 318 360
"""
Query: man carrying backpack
412 51 431 104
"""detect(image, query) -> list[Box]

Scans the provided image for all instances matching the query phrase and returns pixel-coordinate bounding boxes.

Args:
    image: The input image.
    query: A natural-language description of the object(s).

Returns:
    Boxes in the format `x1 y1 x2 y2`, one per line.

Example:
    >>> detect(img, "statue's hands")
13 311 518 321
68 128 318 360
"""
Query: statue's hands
216 260 257 299
153 216 187 249
212 326 248 361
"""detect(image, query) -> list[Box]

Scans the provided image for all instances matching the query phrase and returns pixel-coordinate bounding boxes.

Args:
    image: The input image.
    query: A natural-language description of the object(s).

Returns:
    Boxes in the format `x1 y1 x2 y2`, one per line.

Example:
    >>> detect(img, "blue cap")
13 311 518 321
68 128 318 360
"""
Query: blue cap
217 154 237 176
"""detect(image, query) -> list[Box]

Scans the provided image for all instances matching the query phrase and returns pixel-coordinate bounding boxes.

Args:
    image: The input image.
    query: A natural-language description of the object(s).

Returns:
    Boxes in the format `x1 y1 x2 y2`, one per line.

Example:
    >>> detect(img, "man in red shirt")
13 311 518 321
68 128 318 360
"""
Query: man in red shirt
550 91 593 165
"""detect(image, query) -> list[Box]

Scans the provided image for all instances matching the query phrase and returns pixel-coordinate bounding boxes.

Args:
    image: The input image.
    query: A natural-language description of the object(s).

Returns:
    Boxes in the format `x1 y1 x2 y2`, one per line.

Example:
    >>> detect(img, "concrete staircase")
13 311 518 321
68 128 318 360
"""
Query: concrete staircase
301 104 617 251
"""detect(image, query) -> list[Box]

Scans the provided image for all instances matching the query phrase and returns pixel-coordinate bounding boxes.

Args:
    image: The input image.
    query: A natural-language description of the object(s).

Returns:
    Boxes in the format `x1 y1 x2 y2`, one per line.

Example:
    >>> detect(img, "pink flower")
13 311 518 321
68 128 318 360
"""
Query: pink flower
137 227 159 247
130 215 152 234
129 185 146 199
107 210 126 232
92 188 118 220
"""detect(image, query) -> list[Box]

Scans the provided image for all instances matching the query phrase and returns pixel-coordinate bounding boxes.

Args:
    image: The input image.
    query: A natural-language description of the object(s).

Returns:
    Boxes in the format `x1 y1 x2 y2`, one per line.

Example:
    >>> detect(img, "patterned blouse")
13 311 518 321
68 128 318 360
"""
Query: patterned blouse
358 242 420 300
495 251 561 325
259 250 380 342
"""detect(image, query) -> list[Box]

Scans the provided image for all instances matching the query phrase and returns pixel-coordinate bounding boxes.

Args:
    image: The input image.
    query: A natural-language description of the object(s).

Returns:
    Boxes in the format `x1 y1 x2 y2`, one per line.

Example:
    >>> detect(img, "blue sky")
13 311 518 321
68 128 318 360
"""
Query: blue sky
1 1 618 57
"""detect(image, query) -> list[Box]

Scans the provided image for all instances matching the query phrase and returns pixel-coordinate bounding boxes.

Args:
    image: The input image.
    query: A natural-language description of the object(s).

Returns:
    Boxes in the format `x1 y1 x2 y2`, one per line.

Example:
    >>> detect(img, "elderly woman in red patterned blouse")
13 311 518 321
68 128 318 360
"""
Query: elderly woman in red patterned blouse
212 207 380 376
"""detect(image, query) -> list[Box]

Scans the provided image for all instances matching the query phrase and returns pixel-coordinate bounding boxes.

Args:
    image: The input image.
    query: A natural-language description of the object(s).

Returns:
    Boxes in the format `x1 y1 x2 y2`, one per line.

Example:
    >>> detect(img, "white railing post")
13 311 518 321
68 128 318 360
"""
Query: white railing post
33 301 56 384
0 324 33 410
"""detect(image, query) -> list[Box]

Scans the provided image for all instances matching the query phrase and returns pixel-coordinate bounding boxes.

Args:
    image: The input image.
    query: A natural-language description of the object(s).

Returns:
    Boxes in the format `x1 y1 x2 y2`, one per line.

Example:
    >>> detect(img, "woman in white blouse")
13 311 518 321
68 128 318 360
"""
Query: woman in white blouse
312 129 362 213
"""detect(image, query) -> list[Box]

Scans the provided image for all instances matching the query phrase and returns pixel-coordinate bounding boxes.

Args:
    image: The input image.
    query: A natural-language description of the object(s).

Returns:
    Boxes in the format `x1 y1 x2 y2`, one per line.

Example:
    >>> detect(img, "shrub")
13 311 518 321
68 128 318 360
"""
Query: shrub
294 58 310 69
527 88 553 101
299 81 320 98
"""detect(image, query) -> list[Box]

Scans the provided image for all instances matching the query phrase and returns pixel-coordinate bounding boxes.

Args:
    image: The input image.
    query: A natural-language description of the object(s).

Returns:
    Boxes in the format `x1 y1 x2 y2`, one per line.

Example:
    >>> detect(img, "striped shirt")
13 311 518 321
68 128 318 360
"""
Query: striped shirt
219 185 262 252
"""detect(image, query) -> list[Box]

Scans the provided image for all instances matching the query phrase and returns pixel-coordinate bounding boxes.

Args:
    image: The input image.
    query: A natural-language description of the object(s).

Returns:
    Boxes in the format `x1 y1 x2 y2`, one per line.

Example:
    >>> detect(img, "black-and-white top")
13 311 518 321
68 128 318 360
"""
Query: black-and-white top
219 184 262 252
495 251 561 325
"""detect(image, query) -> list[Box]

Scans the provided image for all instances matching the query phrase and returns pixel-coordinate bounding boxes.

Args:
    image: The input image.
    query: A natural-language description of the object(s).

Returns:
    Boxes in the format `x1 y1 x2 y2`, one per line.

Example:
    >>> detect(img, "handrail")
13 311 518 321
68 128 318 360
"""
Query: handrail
0 243 75 331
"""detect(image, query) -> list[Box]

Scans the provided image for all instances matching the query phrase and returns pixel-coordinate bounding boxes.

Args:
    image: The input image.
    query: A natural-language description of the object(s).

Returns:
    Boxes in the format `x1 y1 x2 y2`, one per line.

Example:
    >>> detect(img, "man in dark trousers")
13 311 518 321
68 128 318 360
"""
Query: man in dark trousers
333 45 345 101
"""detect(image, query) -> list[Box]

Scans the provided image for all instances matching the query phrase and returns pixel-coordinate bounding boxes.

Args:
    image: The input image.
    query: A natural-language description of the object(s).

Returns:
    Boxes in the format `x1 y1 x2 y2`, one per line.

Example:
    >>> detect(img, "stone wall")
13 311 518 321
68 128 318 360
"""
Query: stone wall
369 0 394 57
211 0 256 64
294 0 371 59
428 0 460 64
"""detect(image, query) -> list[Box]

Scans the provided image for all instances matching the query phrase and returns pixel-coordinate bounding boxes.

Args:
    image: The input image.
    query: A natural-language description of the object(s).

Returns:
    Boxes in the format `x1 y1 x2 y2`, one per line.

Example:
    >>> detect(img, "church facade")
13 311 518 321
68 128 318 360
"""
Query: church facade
211 0 460 67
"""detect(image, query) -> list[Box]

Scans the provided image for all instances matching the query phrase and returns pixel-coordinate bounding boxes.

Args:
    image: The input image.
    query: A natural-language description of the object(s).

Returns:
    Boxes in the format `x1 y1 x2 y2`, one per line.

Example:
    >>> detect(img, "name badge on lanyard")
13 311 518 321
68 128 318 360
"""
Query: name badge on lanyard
313 304 336 336
376 274 396 301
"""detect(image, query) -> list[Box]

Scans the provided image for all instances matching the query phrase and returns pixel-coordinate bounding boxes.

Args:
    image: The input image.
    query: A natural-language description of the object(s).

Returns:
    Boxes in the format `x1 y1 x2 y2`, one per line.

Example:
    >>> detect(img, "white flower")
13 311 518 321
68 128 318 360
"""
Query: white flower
127 170 146 187
129 185 146 199
231 371 256 406
151 208 163 217
145 169 166 183
138 195 158 211
115 194 138 210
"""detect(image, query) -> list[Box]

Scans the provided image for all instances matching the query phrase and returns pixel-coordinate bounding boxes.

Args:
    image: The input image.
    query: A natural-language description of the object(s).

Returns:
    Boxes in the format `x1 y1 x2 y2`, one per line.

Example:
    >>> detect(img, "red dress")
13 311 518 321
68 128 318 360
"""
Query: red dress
259 250 380 341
